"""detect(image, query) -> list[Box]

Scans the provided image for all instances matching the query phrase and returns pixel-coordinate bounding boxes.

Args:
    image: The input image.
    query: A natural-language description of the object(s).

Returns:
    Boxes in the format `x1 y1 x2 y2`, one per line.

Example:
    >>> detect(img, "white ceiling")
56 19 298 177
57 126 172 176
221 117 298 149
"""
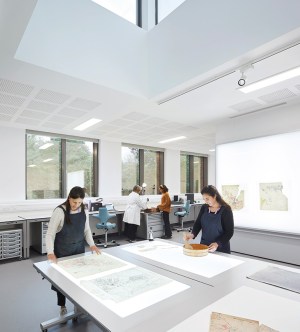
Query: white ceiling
1 0 300 154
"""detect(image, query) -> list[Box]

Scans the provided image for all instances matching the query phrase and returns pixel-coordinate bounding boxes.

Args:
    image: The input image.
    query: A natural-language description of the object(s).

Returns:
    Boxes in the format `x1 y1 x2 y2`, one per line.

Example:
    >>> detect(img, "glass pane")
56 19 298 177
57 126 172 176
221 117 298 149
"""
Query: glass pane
92 0 137 24
66 140 94 196
122 146 139 196
26 134 61 199
193 156 201 193
157 0 186 23
144 150 158 195
180 154 188 193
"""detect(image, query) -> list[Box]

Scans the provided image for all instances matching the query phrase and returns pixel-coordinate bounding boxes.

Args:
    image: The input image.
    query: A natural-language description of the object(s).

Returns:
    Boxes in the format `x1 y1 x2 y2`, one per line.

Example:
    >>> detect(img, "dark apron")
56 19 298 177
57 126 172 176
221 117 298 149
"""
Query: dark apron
200 206 230 254
54 206 86 259
51 206 86 292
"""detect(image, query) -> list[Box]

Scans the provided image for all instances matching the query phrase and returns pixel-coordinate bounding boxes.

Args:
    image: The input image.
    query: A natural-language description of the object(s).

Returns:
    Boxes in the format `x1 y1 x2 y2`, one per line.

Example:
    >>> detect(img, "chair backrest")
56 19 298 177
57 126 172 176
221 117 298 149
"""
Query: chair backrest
184 200 191 215
97 207 111 225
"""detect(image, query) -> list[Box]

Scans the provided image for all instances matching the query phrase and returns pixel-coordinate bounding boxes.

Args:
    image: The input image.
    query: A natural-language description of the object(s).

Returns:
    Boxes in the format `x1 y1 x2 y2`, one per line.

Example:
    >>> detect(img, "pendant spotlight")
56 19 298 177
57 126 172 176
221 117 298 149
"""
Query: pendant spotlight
237 64 254 87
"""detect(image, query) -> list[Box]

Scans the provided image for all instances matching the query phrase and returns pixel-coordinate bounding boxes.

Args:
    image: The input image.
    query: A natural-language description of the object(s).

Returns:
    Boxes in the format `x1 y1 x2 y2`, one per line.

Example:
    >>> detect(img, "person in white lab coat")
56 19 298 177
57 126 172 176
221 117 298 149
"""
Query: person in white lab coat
123 185 147 242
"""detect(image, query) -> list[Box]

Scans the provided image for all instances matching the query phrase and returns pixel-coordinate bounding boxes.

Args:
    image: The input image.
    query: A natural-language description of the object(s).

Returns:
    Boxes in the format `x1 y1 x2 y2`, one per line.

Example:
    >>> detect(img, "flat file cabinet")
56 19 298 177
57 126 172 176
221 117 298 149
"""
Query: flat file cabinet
137 212 164 240
0 229 22 260
30 219 49 254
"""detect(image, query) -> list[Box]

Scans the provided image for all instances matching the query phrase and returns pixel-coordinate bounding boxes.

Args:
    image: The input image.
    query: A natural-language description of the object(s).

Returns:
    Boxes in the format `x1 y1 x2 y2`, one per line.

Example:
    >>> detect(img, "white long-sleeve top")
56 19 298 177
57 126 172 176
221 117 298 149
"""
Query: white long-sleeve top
123 192 147 226
46 207 95 255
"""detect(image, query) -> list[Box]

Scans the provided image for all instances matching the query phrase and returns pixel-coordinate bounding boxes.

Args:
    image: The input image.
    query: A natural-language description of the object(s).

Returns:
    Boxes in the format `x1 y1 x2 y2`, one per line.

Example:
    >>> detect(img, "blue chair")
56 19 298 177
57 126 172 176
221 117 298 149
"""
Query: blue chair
93 207 120 248
173 200 191 232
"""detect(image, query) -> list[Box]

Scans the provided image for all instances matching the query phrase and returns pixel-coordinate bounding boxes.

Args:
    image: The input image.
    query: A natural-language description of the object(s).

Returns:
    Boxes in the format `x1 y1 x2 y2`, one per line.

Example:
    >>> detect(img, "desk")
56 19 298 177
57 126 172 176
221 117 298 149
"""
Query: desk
34 240 300 332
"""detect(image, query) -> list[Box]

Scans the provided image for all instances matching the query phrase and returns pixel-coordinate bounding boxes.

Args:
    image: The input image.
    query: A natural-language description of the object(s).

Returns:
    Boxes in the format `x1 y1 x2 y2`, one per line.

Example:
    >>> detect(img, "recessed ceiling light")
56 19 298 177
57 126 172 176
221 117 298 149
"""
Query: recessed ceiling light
74 118 102 131
39 143 53 150
158 136 186 144
239 66 300 93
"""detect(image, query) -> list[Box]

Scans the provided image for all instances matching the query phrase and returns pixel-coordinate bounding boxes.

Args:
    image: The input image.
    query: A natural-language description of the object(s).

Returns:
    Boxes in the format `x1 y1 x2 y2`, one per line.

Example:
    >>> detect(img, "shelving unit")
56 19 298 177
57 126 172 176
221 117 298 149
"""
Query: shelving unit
0 229 22 260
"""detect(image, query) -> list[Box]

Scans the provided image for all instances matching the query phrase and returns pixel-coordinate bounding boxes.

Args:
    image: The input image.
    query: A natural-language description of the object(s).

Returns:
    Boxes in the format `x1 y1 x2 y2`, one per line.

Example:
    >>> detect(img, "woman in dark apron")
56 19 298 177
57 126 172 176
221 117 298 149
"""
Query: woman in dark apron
46 186 100 317
185 185 234 254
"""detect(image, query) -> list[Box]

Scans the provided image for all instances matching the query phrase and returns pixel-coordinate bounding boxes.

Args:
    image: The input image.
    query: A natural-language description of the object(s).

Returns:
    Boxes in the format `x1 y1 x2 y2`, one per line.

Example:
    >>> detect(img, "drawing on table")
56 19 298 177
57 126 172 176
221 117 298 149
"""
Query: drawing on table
57 253 127 278
259 182 288 211
81 266 172 303
222 184 244 210
135 242 178 252
209 312 259 332
209 312 279 332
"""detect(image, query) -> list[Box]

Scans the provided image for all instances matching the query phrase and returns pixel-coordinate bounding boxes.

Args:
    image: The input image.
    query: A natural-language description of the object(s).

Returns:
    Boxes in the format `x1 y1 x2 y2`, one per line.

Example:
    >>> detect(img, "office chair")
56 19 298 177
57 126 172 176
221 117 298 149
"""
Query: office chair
94 207 120 248
173 200 192 232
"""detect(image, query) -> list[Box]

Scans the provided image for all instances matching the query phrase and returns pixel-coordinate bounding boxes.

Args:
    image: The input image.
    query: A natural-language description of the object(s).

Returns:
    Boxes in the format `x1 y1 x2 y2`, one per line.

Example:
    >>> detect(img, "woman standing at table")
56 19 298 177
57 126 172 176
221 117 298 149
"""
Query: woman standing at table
123 185 147 243
46 186 100 317
156 184 172 239
184 185 234 253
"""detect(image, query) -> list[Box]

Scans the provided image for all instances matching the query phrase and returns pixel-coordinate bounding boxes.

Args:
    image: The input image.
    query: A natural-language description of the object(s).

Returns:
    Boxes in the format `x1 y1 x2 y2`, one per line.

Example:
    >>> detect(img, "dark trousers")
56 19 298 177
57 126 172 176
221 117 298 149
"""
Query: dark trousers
51 285 66 306
162 211 172 237
126 223 138 240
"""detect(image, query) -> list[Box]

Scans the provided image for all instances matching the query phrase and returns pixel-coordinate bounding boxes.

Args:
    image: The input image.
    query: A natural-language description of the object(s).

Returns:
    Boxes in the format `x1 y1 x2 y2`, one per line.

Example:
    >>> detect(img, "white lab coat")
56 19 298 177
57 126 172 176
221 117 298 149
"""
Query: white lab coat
123 192 147 226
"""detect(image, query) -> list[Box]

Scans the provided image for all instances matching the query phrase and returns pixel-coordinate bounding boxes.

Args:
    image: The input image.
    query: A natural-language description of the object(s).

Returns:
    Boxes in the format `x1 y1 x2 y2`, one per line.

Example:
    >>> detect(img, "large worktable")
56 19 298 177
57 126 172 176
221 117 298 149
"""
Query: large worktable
33 239 300 332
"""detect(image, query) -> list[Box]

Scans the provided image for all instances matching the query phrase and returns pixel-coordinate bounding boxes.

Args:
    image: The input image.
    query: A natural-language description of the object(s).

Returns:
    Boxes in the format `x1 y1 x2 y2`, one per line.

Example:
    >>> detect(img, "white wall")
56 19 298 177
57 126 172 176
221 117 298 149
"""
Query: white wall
98 140 122 197
147 0 300 96
164 149 180 193
0 126 25 201
15 0 148 97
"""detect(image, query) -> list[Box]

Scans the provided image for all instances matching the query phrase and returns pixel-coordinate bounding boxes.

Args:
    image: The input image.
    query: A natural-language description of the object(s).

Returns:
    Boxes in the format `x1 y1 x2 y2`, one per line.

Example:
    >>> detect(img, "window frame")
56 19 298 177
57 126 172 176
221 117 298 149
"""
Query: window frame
26 130 99 199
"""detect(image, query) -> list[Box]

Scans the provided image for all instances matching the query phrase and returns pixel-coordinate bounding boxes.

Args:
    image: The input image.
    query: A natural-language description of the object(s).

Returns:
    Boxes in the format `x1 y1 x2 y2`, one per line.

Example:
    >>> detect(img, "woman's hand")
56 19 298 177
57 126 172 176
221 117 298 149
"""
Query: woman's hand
47 253 57 263
90 245 101 255
183 232 194 241
208 242 218 252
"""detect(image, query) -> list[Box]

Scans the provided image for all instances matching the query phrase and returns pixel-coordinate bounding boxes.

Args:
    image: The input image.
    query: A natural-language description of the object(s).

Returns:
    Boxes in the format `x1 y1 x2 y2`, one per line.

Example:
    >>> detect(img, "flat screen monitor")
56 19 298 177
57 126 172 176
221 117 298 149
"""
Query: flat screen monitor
90 202 102 212
185 193 194 204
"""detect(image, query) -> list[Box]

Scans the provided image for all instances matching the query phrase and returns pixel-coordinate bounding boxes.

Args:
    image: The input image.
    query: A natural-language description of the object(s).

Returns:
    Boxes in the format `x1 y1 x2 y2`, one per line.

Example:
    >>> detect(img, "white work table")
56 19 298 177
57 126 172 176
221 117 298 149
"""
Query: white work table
34 240 300 332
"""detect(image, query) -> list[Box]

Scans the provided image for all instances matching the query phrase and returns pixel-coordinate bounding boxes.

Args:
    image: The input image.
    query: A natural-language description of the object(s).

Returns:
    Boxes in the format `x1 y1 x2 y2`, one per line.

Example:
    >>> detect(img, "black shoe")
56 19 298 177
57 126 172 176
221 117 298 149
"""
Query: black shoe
161 235 172 239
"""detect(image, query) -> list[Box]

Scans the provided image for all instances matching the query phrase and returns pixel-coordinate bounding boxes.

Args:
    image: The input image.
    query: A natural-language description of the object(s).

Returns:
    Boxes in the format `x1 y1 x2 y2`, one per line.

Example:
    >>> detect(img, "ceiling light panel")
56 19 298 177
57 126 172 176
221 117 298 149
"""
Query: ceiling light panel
74 118 102 131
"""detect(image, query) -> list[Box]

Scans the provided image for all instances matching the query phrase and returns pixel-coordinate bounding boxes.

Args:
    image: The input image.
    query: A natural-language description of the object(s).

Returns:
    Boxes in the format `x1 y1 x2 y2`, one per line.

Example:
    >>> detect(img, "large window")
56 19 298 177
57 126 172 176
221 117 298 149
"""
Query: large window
180 153 207 194
26 131 98 199
122 145 164 196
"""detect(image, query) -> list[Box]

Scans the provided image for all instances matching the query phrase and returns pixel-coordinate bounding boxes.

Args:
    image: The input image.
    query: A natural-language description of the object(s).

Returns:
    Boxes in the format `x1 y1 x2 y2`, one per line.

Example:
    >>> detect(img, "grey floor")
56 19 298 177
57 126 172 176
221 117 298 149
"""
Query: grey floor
0 226 296 332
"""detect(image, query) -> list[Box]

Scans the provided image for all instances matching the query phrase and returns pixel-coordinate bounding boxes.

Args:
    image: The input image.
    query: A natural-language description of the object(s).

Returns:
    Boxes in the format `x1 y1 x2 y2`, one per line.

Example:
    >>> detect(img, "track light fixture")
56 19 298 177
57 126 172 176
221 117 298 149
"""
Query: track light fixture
237 64 254 87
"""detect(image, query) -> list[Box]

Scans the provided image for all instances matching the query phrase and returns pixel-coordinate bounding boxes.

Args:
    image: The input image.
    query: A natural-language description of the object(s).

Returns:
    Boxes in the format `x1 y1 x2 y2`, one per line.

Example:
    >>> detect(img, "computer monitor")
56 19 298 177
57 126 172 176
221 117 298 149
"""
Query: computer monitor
185 193 194 204
90 202 102 212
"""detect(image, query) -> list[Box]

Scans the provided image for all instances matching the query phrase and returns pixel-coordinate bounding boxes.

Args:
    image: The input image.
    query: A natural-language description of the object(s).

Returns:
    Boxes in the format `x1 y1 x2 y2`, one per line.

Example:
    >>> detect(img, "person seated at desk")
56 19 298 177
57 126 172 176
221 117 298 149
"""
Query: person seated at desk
123 185 147 243
184 185 234 254
46 186 100 318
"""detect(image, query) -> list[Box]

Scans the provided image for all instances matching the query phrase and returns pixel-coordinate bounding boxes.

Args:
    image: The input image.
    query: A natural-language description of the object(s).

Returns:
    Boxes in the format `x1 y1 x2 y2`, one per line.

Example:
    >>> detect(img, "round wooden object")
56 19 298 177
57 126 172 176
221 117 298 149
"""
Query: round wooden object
183 243 209 257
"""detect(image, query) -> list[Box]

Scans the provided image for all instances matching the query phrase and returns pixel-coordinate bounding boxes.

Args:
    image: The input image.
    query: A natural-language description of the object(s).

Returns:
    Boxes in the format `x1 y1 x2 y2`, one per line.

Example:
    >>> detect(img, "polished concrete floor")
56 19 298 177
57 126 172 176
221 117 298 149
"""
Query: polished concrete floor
0 226 295 332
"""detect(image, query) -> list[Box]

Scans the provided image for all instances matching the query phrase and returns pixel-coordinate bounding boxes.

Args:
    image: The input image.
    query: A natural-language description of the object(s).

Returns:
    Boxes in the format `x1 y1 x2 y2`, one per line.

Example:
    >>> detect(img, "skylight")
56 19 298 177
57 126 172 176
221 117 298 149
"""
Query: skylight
91 0 137 25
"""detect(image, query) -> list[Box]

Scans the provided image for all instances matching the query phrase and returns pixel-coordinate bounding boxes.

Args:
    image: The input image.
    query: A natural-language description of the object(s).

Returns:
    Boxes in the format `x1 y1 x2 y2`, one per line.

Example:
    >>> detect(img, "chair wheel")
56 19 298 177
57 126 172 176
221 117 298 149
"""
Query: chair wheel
112 240 116 243
177 230 179 232
72 317 78 322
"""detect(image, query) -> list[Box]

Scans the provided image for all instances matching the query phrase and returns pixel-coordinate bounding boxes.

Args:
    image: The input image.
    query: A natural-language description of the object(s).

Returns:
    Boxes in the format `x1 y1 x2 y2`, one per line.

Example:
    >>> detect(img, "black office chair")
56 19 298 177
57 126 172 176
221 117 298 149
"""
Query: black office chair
93 207 120 248
173 200 192 232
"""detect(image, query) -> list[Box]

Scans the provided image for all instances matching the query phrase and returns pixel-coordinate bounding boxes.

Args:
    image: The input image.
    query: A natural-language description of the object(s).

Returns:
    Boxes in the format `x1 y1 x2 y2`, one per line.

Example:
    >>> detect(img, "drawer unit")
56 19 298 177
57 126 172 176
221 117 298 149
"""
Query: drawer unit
31 220 49 254
0 229 22 260
137 213 164 240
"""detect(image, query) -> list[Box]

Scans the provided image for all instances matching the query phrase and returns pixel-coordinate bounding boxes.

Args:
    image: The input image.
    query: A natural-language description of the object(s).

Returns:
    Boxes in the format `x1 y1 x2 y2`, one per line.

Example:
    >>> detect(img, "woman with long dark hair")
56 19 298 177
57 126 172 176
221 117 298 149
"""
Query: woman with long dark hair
46 186 100 317
185 185 234 253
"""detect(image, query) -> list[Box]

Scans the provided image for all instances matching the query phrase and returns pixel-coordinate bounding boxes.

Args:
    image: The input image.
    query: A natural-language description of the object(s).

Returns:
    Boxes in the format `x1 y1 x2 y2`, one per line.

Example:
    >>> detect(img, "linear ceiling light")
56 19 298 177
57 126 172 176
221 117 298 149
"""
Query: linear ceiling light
158 136 186 144
74 118 102 131
239 66 300 93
